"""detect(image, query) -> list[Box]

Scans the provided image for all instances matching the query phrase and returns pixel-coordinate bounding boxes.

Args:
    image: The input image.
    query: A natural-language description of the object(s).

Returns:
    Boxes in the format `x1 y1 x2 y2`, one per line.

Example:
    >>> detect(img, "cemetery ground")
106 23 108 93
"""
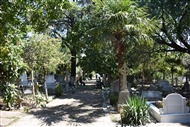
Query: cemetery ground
1 79 190 127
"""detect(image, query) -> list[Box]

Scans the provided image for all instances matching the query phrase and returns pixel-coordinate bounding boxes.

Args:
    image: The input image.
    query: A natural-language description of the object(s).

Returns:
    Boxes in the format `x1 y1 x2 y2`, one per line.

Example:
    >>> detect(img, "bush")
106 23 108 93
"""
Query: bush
120 96 150 126
131 82 137 88
34 93 47 107
1 84 21 109
110 94 118 107
54 84 63 97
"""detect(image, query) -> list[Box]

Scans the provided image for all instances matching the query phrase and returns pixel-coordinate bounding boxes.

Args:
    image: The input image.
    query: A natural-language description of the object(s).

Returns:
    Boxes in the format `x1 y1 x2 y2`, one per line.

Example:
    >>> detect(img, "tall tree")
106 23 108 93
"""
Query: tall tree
50 1 90 86
83 0 157 89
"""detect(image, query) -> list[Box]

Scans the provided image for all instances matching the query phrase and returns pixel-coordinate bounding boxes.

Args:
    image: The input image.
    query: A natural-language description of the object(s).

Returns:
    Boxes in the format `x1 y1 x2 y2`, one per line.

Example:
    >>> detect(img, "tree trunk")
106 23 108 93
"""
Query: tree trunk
70 50 76 85
118 44 122 91
31 70 35 96
43 67 48 99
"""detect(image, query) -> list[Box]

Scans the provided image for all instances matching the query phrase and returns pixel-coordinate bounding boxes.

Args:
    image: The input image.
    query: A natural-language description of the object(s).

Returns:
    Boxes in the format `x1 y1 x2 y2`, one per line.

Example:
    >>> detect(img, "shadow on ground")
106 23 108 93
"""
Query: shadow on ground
29 84 106 126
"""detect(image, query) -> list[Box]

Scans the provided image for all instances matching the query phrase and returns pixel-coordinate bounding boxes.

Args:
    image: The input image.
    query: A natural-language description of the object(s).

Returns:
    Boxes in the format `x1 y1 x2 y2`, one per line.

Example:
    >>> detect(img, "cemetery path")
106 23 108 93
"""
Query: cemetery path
6 79 118 127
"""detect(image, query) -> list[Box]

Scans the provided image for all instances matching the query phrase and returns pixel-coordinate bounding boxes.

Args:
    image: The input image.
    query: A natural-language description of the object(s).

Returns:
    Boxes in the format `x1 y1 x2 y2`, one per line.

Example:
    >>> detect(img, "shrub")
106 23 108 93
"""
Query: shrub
2 84 22 109
120 96 150 126
54 84 63 97
34 93 47 107
110 94 118 107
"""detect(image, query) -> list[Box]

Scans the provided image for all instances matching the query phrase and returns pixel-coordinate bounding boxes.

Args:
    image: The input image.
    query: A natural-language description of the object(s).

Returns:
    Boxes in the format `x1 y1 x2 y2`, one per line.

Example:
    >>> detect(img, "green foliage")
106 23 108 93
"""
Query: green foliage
0 0 71 86
140 0 190 54
0 39 27 84
109 94 118 107
34 93 47 108
120 96 150 126
80 0 157 77
24 107 30 113
1 84 22 109
54 84 64 97
23 33 70 73
131 82 137 88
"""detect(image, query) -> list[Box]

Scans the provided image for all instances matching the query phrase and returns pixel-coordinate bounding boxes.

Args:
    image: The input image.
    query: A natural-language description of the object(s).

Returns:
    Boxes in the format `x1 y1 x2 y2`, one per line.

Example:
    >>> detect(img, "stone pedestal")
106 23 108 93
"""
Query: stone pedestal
118 89 130 104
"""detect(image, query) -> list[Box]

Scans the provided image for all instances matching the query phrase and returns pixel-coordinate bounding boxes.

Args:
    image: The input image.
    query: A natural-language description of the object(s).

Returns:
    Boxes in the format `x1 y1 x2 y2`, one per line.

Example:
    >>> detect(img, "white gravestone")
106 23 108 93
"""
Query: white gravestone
163 93 187 114
118 62 130 105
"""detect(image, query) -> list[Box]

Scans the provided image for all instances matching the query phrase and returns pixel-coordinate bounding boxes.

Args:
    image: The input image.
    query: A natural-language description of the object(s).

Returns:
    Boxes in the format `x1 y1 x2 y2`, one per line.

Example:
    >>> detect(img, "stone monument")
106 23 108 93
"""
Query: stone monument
118 62 131 105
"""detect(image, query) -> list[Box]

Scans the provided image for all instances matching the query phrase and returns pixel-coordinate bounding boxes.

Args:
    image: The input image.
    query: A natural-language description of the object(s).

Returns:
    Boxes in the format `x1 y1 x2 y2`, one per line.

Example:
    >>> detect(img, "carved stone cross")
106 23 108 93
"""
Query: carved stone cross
119 62 131 91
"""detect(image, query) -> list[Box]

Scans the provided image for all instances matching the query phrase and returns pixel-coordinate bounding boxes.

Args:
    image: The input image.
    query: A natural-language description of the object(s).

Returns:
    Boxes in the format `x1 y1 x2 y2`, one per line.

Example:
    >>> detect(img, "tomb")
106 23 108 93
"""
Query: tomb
147 93 190 123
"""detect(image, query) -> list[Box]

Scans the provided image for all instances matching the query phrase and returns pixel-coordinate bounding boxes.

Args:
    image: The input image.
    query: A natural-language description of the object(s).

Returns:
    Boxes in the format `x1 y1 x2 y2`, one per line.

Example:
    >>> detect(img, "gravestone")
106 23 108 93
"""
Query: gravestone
163 93 186 114
102 88 110 108
155 80 174 93
141 91 162 101
110 79 119 95
45 74 56 93
118 62 130 104
183 75 189 90
56 75 65 87
20 73 28 87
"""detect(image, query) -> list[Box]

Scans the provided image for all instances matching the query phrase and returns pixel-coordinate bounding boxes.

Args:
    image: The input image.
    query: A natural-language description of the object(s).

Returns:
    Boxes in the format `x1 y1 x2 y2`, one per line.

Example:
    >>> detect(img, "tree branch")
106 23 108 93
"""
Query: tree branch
52 30 70 48
156 33 188 53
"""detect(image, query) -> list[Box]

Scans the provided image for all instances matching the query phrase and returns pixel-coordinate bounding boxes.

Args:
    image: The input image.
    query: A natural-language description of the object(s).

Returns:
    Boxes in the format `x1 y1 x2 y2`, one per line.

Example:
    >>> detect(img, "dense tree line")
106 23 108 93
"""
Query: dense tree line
0 0 189 90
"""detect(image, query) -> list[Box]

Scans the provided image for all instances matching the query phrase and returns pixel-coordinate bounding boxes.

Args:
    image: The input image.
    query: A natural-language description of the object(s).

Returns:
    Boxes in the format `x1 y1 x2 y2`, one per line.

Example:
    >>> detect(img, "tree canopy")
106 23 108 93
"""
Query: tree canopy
139 0 190 54
0 0 71 84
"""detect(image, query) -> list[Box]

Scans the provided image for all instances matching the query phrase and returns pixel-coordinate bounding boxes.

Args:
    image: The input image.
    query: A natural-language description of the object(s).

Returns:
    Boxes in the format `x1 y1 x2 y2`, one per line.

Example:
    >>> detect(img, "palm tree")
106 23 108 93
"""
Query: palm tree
85 0 157 90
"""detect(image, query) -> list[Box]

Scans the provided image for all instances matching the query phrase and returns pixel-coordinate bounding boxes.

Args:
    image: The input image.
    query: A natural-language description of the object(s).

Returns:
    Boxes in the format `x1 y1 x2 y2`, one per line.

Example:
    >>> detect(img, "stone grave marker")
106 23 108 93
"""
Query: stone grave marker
20 73 28 87
119 62 131 91
45 74 56 93
155 80 174 93
141 91 162 101
163 93 186 114
118 62 130 104
110 79 119 95
56 75 65 87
